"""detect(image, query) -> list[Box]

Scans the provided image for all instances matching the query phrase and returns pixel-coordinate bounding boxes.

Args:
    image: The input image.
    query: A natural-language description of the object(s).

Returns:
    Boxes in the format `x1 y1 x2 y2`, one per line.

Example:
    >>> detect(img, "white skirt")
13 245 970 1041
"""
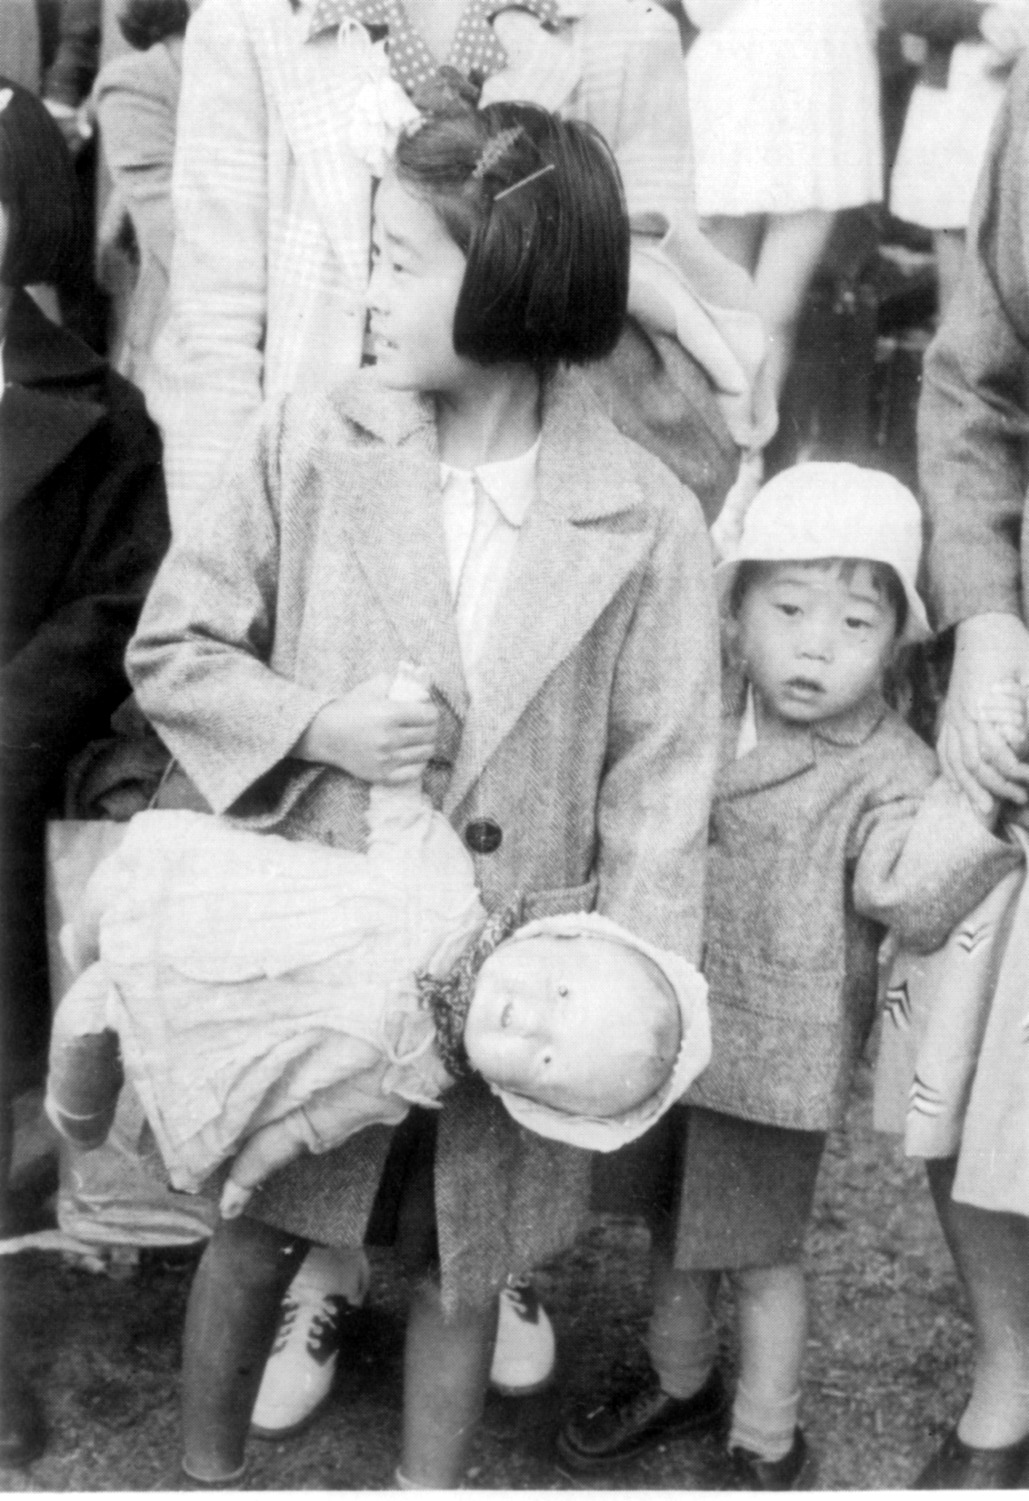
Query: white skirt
687 0 883 217
890 42 1010 231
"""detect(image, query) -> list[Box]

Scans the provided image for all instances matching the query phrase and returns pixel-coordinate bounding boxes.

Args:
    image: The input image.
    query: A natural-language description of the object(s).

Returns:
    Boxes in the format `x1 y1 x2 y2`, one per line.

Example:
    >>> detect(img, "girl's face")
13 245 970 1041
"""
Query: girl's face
735 559 899 727
368 172 474 397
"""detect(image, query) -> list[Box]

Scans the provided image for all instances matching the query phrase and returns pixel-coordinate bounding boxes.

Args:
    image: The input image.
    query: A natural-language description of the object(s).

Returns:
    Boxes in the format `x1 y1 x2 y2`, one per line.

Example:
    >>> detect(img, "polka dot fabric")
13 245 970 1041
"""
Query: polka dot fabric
307 0 559 96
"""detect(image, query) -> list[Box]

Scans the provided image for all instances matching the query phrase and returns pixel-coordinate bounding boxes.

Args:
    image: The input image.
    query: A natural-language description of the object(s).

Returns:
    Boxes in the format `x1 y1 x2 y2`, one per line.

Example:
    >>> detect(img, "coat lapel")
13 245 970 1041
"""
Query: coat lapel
715 665 889 801
444 373 651 815
0 386 104 517
331 381 468 721
1 291 106 517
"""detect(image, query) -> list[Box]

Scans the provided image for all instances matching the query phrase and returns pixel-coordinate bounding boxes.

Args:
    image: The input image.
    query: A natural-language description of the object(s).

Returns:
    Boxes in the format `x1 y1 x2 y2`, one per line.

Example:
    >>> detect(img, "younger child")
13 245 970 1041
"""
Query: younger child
44 668 709 1208
559 461 1022 1487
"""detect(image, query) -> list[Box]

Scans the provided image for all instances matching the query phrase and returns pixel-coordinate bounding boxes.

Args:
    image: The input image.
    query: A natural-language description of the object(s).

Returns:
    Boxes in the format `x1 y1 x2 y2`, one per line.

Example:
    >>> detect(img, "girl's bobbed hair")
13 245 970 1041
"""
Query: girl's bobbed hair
118 0 191 50
0 77 85 289
393 95 629 369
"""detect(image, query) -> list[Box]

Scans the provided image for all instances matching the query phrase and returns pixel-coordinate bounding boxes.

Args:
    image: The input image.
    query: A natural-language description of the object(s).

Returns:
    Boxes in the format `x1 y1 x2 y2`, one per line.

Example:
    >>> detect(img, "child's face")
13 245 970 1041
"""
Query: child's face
735 560 899 726
368 172 474 398
464 934 675 1118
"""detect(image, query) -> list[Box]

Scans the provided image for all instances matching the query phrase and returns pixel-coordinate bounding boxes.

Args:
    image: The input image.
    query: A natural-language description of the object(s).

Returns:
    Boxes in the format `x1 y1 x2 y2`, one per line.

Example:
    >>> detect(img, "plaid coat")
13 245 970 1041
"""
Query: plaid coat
146 0 764 527
688 668 1021 1132
128 366 720 1309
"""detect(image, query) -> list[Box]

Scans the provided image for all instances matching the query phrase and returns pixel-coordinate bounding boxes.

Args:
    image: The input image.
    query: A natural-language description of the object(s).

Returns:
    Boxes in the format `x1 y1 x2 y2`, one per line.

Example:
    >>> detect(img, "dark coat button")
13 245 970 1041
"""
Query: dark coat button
465 818 502 854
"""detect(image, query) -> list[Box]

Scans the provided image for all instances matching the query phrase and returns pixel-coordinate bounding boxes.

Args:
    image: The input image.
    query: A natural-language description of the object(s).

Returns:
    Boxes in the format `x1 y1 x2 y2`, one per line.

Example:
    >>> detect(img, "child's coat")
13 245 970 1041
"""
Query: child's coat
128 366 720 1308
689 668 1022 1133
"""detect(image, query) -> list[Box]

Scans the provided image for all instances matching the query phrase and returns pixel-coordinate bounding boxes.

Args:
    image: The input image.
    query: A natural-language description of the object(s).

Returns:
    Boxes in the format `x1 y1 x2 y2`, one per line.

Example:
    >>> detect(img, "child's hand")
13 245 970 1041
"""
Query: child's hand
294 673 439 785
970 680 1029 759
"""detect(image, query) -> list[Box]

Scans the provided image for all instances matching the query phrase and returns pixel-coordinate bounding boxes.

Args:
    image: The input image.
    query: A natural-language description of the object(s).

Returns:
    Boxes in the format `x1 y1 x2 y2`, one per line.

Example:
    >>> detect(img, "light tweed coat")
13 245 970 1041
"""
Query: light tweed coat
146 0 764 527
128 366 720 1309
689 667 1022 1133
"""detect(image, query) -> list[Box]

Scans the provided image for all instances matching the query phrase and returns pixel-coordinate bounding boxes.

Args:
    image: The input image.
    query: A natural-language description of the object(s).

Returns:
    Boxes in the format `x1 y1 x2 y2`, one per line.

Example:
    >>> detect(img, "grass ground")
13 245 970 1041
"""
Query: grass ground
0 1059 969 1492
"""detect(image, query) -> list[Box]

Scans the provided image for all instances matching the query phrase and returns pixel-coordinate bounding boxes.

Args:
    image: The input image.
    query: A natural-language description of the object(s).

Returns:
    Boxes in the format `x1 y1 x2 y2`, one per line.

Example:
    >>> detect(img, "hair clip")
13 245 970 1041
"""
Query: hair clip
493 162 556 202
0 89 13 115
471 125 523 181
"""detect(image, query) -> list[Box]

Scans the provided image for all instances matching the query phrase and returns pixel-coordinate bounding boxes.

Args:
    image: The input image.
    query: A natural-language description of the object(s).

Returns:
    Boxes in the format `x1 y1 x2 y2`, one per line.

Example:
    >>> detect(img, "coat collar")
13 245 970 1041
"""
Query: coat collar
1 291 106 516
716 660 889 801
328 367 656 810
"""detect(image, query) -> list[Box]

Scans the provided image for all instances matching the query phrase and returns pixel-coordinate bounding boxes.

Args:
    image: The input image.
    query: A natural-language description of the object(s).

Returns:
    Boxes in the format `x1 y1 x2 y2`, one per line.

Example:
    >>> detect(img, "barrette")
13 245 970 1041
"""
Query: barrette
493 162 556 201
471 125 523 180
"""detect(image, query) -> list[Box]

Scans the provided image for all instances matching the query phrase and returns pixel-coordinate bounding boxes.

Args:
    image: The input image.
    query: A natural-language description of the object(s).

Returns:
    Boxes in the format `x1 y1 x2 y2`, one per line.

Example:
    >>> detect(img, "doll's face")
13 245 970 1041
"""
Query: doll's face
735 559 899 728
464 934 678 1118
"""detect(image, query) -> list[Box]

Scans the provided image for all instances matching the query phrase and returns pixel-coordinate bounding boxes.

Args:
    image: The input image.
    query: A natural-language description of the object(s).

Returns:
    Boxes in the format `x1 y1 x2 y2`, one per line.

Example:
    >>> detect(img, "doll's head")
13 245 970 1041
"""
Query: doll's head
460 912 710 1153
368 98 629 392
0 78 84 294
718 463 931 728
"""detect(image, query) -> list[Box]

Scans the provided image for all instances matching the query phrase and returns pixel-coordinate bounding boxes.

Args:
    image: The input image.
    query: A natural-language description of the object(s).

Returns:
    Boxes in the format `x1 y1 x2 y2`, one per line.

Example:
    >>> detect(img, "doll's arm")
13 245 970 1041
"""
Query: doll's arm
219 1068 415 1218
220 1110 318 1219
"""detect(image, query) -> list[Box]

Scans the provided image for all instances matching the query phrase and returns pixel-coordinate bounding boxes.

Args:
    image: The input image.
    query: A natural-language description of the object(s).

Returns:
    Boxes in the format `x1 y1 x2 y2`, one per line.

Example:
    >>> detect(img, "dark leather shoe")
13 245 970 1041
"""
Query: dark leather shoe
0 1370 45 1469
556 1369 727 1471
729 1428 813 1490
912 1428 1029 1489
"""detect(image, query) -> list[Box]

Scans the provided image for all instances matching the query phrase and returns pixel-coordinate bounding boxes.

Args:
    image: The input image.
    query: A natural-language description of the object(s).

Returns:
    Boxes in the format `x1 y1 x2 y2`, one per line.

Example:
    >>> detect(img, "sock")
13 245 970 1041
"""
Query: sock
729 1381 799 1462
647 1269 719 1400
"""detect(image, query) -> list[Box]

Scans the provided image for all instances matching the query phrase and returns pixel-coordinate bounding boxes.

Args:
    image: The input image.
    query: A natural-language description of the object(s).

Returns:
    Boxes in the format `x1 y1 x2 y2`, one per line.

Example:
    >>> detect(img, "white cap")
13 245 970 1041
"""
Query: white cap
489 911 710 1153
715 462 931 644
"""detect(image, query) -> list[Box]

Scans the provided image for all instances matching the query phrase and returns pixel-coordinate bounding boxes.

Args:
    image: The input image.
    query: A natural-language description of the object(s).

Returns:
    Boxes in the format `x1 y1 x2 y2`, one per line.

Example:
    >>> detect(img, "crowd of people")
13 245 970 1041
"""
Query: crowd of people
2 0 1029 1491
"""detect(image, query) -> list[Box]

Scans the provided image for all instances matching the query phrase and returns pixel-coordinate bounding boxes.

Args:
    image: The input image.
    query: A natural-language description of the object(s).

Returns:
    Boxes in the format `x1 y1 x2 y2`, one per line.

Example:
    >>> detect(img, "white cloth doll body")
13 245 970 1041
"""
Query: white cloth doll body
49 781 486 1193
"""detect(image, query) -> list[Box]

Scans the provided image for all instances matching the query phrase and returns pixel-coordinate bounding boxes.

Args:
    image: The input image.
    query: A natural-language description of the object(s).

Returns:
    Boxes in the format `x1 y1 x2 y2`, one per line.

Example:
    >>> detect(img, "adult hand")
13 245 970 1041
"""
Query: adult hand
980 4 1029 66
481 10 578 111
937 613 1029 812
294 673 439 785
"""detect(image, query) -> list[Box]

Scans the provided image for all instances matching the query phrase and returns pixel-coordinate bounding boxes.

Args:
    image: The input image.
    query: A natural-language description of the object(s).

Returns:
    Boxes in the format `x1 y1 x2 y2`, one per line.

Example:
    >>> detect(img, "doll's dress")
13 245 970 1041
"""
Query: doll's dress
50 783 486 1193
686 0 883 217
874 825 1029 1216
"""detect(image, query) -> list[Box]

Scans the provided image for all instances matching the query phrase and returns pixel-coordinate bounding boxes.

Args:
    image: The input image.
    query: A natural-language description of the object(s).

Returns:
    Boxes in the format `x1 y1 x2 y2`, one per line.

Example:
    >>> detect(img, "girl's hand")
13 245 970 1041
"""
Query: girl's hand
294 673 439 785
938 614 1029 812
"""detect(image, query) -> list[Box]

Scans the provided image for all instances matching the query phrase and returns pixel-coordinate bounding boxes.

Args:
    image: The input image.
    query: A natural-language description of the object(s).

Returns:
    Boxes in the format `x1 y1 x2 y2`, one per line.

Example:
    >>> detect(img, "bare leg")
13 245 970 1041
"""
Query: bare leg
750 210 835 413
927 1157 1029 1447
400 1275 499 1488
932 229 966 320
181 1215 309 1482
702 212 764 277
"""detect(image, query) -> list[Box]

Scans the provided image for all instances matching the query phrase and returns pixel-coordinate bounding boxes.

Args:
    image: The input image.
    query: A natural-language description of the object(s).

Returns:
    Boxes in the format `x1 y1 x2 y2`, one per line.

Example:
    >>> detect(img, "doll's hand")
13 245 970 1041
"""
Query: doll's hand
294 673 439 785
220 1113 316 1219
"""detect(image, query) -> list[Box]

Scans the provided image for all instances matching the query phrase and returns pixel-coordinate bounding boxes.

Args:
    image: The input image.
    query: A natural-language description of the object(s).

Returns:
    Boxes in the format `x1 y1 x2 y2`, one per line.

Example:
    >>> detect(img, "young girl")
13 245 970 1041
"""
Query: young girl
558 461 1020 1487
124 98 720 1487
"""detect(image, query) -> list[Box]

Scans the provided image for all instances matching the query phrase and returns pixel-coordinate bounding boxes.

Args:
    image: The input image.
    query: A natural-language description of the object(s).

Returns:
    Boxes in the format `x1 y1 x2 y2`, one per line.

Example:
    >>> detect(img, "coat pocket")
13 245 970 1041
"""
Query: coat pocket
523 877 598 922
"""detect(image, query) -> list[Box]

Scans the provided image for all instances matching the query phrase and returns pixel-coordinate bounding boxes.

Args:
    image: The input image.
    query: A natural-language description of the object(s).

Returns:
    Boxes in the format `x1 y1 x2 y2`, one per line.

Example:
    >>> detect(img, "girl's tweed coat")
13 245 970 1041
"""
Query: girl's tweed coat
689 668 1021 1133
128 366 720 1310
